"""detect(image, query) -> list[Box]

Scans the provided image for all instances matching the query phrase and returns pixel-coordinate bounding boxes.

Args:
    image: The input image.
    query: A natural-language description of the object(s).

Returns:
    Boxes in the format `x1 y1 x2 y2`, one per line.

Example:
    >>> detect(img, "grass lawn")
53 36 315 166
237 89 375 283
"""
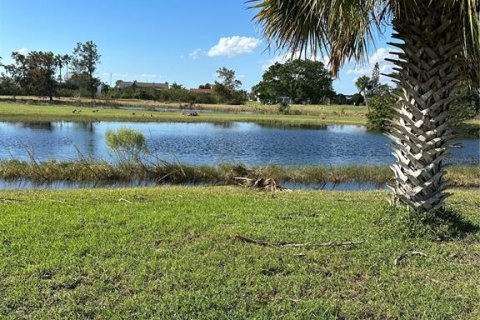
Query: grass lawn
0 101 367 126
1 187 479 319
0 95 368 117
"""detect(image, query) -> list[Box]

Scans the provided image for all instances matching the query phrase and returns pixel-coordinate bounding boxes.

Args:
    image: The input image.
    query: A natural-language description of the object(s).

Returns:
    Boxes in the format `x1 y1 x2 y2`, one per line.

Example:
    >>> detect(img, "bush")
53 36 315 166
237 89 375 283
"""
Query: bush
278 101 290 115
105 128 149 164
0 78 23 96
351 93 365 106
366 94 395 131
56 88 77 97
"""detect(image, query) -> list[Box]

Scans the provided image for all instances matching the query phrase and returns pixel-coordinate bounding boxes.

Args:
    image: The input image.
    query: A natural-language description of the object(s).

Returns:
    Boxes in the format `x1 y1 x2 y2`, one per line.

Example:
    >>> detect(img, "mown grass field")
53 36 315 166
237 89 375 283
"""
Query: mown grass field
1 187 479 319
0 96 368 117
0 101 368 126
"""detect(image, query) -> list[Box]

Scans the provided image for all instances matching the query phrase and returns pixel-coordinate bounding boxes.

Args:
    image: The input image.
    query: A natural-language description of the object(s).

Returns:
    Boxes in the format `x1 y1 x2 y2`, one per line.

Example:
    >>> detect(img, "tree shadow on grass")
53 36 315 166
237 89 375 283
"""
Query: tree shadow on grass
421 210 480 241
383 204 479 241
408 209 479 241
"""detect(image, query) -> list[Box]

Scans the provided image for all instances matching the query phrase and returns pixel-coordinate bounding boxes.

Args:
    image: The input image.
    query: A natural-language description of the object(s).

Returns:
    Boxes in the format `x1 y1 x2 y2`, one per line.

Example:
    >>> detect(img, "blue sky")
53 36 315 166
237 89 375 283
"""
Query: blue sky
0 0 394 94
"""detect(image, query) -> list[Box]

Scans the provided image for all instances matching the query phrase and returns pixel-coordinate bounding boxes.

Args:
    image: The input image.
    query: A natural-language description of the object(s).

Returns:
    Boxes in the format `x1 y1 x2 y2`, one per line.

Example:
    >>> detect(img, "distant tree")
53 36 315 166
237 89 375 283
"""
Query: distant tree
55 54 71 83
65 72 100 97
450 82 480 124
355 75 372 106
3 52 28 91
350 93 365 106
251 81 276 103
213 67 246 104
366 92 395 131
4 51 57 101
370 63 380 88
167 82 191 102
216 67 242 90
252 60 335 104
0 55 22 96
72 41 101 99
199 83 212 89
0 78 22 96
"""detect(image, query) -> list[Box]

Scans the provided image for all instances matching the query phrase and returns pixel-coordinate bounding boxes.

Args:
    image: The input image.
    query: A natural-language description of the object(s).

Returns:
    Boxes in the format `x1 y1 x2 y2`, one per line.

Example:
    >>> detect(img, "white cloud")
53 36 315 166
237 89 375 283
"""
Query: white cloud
16 47 28 55
346 47 395 82
369 48 393 65
189 48 203 60
346 67 371 75
208 36 260 57
261 54 290 70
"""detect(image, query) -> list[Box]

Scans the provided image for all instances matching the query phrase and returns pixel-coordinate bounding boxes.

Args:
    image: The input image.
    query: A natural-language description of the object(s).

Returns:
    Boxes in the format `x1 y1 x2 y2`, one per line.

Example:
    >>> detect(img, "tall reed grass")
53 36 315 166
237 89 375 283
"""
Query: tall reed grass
0 159 477 187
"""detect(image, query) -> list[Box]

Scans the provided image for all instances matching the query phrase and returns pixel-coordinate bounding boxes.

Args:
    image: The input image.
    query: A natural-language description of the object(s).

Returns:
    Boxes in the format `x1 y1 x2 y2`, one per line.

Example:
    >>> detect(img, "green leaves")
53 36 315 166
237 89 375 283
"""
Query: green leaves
253 59 334 104
250 0 381 76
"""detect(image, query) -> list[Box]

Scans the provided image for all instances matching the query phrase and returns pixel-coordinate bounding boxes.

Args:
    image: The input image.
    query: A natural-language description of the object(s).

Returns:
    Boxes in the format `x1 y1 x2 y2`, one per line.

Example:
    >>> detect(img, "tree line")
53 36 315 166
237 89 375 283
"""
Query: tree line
0 41 101 101
1 42 366 107
0 43 249 105
102 67 248 105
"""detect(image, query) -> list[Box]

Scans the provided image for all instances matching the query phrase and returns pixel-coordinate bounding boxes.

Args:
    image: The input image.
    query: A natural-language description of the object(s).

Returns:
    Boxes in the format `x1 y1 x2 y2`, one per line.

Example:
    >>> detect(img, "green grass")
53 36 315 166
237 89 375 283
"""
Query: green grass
0 187 479 319
0 95 368 116
2 100 479 136
0 101 368 126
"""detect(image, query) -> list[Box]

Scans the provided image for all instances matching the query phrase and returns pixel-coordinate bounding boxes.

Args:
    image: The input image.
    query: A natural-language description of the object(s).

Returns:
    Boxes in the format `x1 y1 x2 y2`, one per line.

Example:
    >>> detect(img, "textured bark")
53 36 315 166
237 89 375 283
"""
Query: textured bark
386 2 465 213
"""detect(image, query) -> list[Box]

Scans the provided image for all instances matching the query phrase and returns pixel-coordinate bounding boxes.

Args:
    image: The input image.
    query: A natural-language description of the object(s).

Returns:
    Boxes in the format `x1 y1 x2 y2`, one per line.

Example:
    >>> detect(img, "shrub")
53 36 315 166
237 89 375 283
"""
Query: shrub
278 101 290 115
366 94 395 131
105 128 148 164
351 93 365 105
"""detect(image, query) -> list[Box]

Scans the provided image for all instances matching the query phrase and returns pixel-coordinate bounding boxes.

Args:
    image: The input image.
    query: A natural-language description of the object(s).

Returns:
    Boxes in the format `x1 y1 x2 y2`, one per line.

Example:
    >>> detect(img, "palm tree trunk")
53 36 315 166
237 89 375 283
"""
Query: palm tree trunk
386 3 464 213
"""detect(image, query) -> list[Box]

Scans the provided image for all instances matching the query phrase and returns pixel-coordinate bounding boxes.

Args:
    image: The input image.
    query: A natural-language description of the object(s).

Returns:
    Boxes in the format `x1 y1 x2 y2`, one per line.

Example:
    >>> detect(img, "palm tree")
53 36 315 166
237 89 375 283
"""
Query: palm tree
354 75 371 107
62 54 71 81
251 0 479 214
54 54 71 83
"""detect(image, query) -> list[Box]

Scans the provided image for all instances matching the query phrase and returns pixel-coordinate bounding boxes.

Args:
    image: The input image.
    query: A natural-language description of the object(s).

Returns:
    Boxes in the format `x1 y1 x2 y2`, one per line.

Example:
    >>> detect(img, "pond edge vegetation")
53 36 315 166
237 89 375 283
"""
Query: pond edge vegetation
1 160 478 189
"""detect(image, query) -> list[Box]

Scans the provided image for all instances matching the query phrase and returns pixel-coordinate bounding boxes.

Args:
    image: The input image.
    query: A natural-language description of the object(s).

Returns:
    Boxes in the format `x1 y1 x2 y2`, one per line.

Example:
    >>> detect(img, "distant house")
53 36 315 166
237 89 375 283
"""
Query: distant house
277 96 292 104
189 88 214 94
115 80 169 91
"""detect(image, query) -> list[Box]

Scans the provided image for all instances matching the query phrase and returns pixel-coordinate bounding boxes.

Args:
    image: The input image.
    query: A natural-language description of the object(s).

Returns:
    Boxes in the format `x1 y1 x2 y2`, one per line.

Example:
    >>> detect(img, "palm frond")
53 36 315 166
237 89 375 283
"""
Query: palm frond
249 0 388 76
459 0 480 83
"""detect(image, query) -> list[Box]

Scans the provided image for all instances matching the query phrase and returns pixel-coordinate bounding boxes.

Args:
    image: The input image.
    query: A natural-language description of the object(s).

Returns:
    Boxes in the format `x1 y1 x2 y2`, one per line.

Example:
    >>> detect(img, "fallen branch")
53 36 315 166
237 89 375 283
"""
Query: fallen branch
234 235 276 247
234 177 287 191
394 251 427 266
118 198 132 204
234 235 363 248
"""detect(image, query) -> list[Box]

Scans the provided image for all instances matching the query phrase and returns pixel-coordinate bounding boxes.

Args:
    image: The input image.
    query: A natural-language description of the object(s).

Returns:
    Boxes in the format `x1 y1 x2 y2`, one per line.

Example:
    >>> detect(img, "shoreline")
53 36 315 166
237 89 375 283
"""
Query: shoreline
1 161 478 188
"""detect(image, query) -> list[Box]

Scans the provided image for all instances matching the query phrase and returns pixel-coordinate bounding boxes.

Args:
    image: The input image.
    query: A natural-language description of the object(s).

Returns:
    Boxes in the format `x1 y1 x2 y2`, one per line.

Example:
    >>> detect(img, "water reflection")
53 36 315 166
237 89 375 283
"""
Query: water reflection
0 179 386 191
19 122 54 131
0 121 478 166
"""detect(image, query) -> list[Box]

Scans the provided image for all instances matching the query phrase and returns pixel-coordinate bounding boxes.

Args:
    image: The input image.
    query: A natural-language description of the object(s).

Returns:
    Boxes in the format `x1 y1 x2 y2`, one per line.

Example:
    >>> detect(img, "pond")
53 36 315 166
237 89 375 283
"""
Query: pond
0 121 478 166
